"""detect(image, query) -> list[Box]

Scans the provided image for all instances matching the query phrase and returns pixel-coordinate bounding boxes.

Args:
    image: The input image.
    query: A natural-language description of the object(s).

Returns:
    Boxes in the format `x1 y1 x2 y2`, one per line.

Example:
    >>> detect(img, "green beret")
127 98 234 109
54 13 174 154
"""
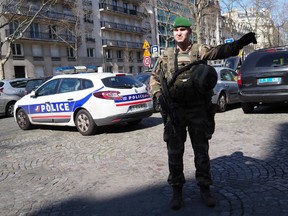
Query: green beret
173 17 192 28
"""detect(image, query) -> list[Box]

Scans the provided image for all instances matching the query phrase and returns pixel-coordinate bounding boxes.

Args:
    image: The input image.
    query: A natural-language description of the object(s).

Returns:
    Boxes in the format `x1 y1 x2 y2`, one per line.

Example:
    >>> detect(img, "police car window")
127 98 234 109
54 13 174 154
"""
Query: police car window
102 76 143 89
59 78 81 93
82 79 93 89
37 79 59 96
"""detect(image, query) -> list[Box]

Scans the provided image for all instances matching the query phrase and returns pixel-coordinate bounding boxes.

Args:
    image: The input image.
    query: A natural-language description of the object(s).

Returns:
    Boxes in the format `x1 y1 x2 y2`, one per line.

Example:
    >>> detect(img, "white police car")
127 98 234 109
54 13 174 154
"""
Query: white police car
14 73 153 135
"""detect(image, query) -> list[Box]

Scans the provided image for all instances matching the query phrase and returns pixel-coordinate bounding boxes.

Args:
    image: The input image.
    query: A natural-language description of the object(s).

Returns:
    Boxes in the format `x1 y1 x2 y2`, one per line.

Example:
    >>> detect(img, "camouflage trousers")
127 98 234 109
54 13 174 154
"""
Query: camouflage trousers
164 104 214 187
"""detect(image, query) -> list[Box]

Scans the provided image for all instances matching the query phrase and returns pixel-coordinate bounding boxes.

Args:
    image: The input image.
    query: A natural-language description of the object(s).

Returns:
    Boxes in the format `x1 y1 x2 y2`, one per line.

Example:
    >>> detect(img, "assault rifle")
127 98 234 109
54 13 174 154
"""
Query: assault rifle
158 60 205 138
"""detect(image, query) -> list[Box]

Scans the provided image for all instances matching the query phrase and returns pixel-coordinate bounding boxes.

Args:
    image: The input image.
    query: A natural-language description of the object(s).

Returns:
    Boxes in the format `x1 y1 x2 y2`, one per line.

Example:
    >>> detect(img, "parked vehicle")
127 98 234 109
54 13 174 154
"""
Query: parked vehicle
0 78 30 117
134 72 161 112
212 66 240 112
14 73 153 135
224 56 242 71
24 76 52 95
237 46 288 113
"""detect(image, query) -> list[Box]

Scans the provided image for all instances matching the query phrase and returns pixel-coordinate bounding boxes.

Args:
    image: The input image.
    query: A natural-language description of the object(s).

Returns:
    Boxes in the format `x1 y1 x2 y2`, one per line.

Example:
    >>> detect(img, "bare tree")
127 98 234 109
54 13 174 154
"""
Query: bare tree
144 0 223 46
44 1 85 65
221 0 239 36
0 0 57 79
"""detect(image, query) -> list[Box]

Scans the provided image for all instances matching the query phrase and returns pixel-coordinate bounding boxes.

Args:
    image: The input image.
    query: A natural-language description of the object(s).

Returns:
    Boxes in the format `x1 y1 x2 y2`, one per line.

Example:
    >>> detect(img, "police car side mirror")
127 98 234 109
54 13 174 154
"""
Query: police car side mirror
30 90 36 98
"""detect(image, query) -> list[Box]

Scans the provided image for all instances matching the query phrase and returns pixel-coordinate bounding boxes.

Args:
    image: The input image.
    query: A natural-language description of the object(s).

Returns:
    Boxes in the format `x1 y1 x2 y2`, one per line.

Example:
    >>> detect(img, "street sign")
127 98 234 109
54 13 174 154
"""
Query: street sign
143 56 151 67
151 45 159 58
142 40 150 49
225 38 234 43
143 49 151 57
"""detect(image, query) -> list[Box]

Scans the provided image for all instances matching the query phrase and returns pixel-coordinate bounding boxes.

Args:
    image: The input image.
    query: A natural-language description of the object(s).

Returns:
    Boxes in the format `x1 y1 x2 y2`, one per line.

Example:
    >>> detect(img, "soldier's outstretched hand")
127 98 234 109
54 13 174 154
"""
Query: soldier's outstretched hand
237 32 257 48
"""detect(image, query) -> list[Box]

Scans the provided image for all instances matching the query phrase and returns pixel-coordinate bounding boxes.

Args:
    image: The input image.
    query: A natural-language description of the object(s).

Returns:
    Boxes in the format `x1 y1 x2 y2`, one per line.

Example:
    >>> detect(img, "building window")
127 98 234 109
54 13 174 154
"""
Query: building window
86 31 95 42
117 50 123 59
49 25 57 39
51 45 60 61
107 66 113 72
67 47 75 57
66 30 74 42
138 66 143 73
9 20 19 34
129 66 133 74
105 49 112 59
123 3 128 13
137 52 142 61
84 12 93 23
32 44 43 57
30 22 40 38
112 0 118 10
12 44 23 56
128 51 133 62
87 48 95 57
32 44 43 61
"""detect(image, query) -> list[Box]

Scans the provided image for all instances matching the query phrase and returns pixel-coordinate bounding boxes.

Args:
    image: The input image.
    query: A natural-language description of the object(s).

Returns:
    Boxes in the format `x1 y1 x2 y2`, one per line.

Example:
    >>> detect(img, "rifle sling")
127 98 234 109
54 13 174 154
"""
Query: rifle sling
167 60 206 88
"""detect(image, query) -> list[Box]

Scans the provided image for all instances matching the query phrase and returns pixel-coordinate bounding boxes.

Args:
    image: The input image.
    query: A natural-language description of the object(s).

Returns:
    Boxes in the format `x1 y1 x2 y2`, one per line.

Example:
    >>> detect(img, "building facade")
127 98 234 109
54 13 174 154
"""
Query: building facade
1 0 281 80
1 0 150 79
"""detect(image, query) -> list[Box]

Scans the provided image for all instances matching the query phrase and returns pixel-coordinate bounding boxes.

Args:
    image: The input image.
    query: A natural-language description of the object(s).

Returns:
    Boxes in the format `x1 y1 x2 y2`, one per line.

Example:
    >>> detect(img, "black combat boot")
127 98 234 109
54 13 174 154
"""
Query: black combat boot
169 185 183 210
200 186 216 207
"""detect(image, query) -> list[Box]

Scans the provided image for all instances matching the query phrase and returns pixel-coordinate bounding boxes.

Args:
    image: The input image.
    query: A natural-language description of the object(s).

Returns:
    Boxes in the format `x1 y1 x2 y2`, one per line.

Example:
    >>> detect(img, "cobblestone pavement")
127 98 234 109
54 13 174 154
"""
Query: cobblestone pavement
1 105 288 216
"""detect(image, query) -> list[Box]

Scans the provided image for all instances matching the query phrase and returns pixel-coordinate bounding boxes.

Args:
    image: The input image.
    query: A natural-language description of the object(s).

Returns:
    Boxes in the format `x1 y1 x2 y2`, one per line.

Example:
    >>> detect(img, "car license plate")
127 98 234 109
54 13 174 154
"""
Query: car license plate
258 77 281 85
128 103 147 112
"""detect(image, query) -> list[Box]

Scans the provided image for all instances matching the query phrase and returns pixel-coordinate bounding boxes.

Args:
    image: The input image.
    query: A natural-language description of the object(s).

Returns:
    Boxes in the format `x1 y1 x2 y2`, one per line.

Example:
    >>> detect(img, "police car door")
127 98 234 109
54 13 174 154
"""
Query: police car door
48 78 80 124
28 78 60 123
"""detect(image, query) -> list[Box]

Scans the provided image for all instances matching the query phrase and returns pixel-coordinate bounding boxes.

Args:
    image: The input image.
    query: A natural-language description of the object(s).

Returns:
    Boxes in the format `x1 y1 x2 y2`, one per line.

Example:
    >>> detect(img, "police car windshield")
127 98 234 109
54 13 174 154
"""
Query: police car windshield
102 76 143 89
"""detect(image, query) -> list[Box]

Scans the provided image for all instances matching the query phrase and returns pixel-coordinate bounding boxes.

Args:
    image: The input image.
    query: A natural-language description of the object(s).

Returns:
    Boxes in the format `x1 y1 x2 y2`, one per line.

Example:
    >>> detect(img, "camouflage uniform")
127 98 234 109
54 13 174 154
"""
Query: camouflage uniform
150 41 242 187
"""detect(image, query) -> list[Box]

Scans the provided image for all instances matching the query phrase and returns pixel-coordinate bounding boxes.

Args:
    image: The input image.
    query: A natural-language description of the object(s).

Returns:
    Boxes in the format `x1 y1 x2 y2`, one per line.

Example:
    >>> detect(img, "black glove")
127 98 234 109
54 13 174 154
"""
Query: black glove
237 32 257 49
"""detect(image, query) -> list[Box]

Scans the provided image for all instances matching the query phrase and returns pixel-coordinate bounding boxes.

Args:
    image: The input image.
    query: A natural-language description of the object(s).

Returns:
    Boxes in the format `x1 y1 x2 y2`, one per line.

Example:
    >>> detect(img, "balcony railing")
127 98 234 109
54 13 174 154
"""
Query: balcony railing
83 0 92 6
102 39 142 49
100 21 144 34
6 29 76 43
99 3 144 18
3 4 77 23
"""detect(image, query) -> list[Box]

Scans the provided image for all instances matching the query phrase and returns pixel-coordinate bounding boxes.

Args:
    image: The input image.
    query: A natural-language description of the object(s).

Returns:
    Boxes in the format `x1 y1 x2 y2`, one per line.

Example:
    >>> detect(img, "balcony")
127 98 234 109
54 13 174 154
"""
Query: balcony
102 39 142 49
3 4 77 23
33 56 44 61
51 57 61 61
99 3 144 18
86 37 95 42
83 0 92 6
6 29 76 43
62 0 75 6
100 21 144 34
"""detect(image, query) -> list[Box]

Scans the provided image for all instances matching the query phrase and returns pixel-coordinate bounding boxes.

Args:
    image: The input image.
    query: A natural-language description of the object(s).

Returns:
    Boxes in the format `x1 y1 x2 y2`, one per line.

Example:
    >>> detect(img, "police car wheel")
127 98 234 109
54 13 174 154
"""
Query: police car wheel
16 108 32 130
75 109 97 136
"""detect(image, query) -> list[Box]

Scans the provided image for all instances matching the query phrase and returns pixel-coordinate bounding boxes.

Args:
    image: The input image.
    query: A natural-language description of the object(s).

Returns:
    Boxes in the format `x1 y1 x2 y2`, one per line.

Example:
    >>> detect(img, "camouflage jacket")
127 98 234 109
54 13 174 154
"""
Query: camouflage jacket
149 42 240 97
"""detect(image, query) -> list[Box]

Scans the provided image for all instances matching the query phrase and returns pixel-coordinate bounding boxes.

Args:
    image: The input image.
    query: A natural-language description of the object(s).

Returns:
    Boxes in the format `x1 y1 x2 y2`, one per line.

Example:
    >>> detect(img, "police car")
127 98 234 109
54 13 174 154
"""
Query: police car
14 73 153 135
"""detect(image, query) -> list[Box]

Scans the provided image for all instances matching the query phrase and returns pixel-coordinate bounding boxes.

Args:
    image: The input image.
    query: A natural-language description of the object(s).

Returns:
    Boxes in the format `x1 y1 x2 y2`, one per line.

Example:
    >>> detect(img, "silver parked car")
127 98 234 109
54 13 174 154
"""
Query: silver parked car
211 66 240 112
0 78 30 117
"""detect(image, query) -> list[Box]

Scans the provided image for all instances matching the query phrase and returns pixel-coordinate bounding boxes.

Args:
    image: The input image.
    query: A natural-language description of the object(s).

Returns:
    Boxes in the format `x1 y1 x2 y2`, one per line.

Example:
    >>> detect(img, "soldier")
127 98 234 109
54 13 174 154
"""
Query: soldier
150 17 257 210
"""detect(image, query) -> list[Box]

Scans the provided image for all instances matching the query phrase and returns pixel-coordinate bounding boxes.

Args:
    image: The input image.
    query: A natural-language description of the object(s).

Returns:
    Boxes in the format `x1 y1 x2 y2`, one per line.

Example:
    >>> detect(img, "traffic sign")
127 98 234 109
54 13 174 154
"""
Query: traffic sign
142 40 150 49
143 49 151 57
151 45 159 58
143 56 151 67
